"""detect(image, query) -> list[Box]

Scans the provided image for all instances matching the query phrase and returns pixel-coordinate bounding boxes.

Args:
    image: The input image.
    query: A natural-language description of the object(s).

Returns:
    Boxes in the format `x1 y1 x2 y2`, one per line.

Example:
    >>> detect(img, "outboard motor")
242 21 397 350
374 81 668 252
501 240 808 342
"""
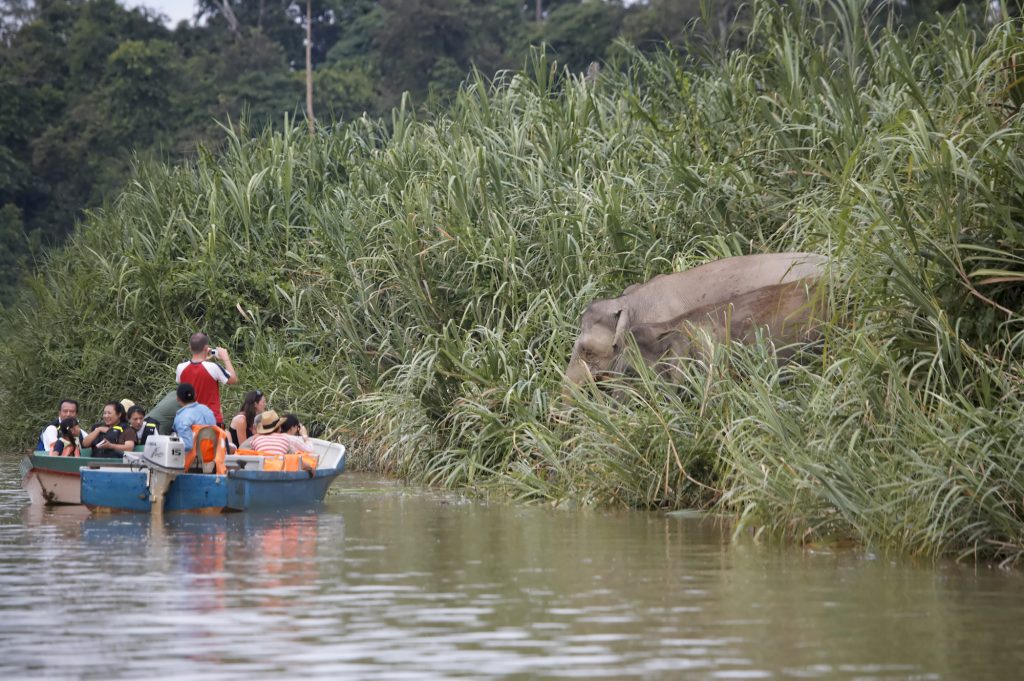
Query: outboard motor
141 435 185 469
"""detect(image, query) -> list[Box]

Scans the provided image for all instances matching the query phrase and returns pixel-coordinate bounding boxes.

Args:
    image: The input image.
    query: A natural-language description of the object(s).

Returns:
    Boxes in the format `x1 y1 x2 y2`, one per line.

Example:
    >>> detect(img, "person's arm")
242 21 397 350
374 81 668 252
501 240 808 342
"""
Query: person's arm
40 425 58 451
171 414 184 440
215 347 239 385
52 440 65 456
105 432 136 453
82 425 109 447
229 413 247 443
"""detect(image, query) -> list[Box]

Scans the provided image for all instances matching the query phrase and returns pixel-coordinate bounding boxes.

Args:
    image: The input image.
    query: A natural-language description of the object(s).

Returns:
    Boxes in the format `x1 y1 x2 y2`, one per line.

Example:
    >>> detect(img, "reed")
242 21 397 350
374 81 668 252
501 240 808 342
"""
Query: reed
3 1 1024 564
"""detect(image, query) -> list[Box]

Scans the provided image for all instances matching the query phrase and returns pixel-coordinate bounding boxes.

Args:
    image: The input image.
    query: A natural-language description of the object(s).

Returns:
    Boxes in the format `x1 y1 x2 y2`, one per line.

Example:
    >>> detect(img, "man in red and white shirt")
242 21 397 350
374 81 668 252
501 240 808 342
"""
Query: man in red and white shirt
175 332 238 426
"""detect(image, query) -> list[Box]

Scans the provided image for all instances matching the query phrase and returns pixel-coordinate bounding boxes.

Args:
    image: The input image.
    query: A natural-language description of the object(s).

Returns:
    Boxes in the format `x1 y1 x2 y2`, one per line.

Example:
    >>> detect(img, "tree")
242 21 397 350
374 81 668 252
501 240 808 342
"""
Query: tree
66 0 168 91
621 0 702 53
373 0 525 104
196 0 346 69
103 39 184 143
0 202 28 299
313 63 376 119
0 0 36 43
532 1 623 74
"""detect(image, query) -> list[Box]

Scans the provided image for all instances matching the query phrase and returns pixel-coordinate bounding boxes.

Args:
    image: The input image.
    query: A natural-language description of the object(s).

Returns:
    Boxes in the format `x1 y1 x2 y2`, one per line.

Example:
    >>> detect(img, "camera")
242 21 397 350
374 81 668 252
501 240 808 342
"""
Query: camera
208 347 218 358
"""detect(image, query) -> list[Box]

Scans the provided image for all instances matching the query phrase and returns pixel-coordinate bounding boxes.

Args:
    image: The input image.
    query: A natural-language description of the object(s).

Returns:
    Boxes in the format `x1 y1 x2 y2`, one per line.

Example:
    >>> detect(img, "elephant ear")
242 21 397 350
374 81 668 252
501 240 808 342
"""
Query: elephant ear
611 307 631 353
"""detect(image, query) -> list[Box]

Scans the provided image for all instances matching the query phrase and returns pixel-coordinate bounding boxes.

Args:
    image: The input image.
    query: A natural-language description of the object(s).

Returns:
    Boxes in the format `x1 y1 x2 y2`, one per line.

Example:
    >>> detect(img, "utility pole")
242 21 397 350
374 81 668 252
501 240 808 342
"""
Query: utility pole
305 0 315 134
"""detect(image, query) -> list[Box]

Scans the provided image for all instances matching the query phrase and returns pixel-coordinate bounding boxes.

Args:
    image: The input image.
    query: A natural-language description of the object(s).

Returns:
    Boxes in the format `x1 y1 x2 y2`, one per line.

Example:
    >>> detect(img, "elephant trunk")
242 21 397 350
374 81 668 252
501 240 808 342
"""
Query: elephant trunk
561 356 593 397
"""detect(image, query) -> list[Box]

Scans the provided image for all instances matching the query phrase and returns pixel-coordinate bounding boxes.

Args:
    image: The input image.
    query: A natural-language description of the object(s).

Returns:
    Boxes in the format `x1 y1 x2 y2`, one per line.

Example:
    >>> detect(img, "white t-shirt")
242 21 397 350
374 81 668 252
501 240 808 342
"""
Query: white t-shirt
40 424 59 451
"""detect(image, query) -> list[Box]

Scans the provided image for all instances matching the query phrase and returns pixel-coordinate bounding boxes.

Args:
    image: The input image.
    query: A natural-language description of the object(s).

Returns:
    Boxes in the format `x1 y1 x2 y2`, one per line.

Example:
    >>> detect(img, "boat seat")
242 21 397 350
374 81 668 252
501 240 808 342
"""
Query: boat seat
224 454 265 471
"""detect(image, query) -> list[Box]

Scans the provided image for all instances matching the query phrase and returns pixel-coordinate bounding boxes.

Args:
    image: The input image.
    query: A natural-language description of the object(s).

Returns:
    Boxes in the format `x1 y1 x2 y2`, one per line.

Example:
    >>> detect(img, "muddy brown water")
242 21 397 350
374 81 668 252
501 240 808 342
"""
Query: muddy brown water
2 454 1023 679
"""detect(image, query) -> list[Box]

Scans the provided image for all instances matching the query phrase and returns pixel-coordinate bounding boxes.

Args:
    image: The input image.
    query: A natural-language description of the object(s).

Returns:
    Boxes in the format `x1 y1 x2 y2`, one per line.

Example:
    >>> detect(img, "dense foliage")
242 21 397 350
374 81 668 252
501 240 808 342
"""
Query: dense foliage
0 0 990 298
3 0 1024 565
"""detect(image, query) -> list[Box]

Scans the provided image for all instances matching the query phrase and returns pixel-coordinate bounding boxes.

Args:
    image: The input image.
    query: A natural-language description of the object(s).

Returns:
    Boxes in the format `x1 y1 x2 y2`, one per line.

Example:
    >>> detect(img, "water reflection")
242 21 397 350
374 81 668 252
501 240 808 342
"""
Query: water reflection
2 463 1024 679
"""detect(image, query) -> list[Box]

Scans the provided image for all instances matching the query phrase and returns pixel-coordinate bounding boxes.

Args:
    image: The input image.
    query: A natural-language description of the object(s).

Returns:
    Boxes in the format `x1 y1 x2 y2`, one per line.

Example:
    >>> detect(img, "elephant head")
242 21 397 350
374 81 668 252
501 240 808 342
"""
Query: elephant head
563 298 633 391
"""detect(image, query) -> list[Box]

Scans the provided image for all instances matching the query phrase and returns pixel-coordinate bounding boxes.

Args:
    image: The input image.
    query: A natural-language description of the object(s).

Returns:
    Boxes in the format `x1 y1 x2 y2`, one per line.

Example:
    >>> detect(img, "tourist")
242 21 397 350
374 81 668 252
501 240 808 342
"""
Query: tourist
37 398 79 451
246 410 306 455
280 413 312 448
126 405 160 446
82 401 137 459
172 382 216 452
175 332 238 426
228 389 267 448
49 417 83 457
146 389 179 435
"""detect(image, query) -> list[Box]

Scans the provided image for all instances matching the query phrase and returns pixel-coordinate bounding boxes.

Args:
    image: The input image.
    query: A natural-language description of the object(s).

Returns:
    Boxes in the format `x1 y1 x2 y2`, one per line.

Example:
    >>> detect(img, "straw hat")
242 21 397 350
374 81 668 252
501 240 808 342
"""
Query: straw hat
120 398 135 412
256 409 283 434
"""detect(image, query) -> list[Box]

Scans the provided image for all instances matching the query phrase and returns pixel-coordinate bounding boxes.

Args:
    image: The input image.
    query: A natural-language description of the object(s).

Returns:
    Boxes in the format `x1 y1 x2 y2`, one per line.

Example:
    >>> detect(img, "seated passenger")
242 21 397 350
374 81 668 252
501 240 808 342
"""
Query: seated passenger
280 413 312 448
126 405 160 446
246 410 307 455
146 389 179 435
37 398 80 451
82 401 137 459
50 417 83 457
237 412 263 450
172 382 216 452
228 390 266 448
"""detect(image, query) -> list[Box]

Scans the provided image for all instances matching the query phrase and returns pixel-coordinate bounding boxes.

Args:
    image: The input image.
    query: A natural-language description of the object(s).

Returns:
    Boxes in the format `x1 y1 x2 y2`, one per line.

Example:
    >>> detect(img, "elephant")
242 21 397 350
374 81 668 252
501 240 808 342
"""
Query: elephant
612 278 828 379
563 252 827 391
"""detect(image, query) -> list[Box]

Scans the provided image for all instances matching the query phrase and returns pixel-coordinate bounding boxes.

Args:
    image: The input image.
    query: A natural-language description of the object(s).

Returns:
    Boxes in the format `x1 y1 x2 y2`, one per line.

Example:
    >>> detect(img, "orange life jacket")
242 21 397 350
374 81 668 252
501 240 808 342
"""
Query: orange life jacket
185 424 229 475
234 448 317 473
48 437 80 458
261 452 318 473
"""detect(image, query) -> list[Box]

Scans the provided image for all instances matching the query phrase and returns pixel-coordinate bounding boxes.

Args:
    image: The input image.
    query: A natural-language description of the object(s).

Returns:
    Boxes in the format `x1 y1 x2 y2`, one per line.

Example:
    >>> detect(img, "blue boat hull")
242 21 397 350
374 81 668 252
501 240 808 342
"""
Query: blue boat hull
225 467 342 510
81 458 345 513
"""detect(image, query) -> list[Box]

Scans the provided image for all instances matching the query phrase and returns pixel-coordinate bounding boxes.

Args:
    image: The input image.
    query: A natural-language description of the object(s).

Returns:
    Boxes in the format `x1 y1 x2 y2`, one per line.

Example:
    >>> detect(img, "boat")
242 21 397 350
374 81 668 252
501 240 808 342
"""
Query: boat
20 449 137 506
80 435 346 513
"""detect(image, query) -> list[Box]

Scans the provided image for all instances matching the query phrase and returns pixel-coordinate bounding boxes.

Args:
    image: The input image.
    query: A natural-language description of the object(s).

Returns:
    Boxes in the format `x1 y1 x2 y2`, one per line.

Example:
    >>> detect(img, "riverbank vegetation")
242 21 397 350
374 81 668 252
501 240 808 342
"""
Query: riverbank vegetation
3 0 1024 565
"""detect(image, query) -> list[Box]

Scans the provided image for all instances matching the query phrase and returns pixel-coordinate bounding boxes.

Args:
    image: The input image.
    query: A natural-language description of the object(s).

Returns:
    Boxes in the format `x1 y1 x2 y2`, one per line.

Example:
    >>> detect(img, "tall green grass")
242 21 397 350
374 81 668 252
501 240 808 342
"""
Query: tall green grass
3 0 1024 564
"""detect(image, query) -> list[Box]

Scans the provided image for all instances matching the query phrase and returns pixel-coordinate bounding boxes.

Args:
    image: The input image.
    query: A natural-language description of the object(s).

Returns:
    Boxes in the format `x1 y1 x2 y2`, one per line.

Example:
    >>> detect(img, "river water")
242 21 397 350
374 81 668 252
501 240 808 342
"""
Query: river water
2 455 1023 680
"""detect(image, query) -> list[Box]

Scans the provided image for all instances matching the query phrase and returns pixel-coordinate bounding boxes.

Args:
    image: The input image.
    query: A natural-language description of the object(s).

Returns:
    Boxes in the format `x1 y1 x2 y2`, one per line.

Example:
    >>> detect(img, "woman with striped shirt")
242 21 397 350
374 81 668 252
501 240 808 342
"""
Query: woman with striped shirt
247 410 307 455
